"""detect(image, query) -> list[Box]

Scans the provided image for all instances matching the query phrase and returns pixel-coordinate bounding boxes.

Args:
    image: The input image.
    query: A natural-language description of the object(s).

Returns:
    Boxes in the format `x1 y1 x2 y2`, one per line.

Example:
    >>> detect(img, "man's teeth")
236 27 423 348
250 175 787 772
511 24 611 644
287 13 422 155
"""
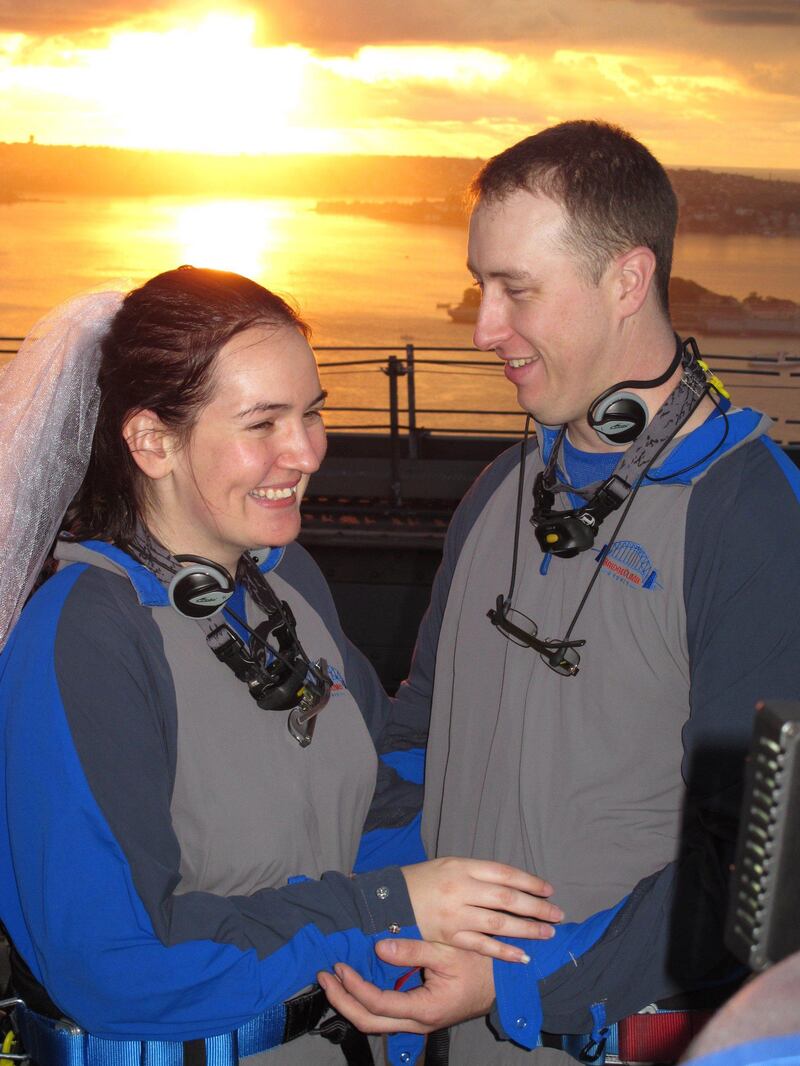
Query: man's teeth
250 486 296 500
508 357 535 368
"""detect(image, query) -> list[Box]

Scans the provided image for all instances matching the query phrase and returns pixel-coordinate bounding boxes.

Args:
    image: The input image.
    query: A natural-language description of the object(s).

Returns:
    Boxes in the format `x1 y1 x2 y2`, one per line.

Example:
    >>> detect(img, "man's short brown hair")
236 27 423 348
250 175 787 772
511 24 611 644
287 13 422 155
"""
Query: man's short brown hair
471 120 678 312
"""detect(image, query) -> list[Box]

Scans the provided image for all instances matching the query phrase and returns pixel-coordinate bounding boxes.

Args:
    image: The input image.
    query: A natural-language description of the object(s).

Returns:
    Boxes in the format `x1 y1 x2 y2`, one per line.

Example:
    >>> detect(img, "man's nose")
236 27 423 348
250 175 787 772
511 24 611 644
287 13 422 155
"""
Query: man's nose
472 294 513 352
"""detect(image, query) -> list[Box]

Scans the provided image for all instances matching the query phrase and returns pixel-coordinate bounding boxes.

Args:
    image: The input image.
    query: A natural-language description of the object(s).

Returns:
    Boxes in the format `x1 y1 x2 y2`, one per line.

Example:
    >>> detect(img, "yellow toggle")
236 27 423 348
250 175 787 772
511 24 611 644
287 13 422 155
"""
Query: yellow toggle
697 358 731 400
1 1029 17 1066
545 533 559 544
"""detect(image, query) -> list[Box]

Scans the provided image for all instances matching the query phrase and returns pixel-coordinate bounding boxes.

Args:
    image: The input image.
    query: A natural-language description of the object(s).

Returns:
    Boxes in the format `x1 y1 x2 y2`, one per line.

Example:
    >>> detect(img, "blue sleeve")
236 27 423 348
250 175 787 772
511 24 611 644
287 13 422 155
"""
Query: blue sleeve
492 899 627 1048
490 438 800 1041
354 750 427 871
0 565 420 1042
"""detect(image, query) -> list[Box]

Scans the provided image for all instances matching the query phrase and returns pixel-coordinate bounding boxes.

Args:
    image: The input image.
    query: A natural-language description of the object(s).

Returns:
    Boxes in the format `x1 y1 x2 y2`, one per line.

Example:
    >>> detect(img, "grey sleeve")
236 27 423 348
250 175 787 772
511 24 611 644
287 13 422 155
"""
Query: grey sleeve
278 543 424 831
388 441 529 740
535 439 800 1032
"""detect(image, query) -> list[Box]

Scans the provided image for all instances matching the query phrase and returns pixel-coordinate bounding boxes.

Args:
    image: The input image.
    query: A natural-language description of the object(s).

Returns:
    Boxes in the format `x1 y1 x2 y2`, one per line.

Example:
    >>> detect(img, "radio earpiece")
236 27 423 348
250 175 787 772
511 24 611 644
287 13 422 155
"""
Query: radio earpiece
586 336 684 445
168 555 236 619
586 391 648 446
132 539 331 745
490 337 718 676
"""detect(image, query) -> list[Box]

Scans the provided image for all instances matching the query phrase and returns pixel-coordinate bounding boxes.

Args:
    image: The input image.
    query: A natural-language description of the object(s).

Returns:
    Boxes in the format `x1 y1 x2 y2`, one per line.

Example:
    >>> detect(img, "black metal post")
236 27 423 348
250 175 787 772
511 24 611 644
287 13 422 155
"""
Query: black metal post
405 343 418 460
386 355 402 507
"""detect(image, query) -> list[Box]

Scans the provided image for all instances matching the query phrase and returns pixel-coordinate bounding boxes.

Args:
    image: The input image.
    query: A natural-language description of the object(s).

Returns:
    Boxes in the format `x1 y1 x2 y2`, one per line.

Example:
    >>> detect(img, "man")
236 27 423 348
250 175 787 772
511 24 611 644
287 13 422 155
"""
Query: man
319 121 800 1063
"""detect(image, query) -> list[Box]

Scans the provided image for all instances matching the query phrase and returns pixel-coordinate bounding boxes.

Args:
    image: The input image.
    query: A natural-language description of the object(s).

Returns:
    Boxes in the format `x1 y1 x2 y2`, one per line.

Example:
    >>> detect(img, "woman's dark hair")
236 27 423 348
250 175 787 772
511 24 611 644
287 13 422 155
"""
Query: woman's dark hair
64 265 309 546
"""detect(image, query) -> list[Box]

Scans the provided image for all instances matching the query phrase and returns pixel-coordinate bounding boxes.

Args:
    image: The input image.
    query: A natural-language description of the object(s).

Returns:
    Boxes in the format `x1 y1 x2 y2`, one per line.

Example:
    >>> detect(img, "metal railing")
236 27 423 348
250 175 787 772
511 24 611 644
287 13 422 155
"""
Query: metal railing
314 344 531 451
3 337 799 461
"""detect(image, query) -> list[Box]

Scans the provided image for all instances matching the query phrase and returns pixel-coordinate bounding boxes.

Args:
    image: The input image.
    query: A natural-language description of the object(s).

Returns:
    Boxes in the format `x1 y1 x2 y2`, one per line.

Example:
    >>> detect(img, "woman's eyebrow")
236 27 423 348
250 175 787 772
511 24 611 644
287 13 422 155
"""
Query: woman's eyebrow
236 391 327 419
235 401 289 419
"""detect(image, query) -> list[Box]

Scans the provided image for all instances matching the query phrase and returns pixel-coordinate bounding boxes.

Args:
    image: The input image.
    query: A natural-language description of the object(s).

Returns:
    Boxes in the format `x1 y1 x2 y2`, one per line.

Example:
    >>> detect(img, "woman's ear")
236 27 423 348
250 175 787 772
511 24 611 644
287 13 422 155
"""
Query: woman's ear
122 410 176 479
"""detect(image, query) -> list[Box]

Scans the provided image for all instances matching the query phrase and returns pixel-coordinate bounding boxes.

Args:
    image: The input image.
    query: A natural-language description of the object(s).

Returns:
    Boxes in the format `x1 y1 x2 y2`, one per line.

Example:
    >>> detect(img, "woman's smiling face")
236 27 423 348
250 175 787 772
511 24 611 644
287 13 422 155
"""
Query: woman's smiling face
151 322 327 570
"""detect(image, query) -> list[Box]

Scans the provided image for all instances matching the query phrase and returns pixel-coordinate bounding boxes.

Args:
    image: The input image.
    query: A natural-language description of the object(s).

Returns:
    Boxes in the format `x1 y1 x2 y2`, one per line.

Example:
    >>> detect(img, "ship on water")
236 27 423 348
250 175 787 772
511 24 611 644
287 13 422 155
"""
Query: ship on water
443 276 800 338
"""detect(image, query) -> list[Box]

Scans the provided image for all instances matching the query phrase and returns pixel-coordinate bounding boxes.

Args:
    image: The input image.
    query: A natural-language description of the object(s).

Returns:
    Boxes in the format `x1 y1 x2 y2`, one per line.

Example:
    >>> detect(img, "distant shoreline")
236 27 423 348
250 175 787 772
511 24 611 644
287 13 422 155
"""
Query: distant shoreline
1 142 798 239
440 275 800 337
1 141 799 181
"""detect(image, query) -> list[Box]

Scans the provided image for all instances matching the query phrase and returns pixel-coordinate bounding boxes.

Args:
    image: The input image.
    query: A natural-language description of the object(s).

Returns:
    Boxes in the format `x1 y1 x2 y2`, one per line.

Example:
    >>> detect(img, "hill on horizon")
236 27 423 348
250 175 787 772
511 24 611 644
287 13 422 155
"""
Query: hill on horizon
2 140 800 199
0 142 483 199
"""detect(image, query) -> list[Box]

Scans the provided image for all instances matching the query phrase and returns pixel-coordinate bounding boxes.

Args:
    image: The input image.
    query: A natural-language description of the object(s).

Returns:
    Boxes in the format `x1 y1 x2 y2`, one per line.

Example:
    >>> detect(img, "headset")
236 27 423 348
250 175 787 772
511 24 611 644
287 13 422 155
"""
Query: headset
132 540 331 746
531 336 711 559
586 335 684 446
167 556 236 617
489 336 722 676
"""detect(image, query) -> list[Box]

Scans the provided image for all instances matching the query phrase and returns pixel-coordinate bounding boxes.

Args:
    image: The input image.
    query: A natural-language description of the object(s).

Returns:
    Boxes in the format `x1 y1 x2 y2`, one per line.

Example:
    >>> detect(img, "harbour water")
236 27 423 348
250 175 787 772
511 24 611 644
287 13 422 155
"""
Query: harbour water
1 194 798 435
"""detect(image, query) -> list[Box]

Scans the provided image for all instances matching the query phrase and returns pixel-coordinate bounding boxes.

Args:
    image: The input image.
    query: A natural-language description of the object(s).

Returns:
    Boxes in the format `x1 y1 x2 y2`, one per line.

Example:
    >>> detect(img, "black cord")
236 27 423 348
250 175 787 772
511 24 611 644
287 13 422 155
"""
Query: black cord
506 415 532 604
644 389 729 483
559 479 644 644
560 394 706 645
235 560 330 691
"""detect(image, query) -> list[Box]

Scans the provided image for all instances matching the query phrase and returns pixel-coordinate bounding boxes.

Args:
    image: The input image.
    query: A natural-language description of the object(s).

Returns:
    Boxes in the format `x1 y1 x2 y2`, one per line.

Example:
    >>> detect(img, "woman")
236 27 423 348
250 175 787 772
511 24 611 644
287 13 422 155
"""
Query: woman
0 267 560 1066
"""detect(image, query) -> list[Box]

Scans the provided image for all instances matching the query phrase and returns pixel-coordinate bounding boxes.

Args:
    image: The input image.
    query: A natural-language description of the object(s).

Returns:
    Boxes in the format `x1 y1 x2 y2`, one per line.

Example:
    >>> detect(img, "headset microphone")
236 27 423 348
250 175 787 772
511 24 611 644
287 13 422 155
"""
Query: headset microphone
133 538 331 746
489 337 721 677
168 555 236 618
535 336 710 559
587 336 684 445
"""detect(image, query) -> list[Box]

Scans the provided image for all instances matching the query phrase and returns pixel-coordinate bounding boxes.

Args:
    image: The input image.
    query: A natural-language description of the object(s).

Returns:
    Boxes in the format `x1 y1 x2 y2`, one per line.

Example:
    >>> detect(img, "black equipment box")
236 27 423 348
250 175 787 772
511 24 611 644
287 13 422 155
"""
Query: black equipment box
725 700 800 971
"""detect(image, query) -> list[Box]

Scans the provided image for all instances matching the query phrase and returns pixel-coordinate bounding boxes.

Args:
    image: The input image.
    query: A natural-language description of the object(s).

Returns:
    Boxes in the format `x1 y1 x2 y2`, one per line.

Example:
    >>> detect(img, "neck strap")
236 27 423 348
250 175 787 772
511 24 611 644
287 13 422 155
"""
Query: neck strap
539 336 710 512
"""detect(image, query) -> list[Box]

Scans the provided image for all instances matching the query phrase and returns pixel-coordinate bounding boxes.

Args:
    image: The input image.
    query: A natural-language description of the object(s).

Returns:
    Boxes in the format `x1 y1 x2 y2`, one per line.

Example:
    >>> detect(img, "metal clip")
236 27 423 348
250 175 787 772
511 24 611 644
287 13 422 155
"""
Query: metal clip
287 660 331 747
0 1000 31 1064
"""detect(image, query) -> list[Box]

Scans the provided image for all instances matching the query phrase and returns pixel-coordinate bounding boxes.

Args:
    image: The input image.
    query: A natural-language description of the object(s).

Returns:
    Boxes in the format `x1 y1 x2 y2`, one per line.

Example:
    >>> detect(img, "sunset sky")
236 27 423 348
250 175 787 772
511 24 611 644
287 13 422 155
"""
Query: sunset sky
0 0 798 167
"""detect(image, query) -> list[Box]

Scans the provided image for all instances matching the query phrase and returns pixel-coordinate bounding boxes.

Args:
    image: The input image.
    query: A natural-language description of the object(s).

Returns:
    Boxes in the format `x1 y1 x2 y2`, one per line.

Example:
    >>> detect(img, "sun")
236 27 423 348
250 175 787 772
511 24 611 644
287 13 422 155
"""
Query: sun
88 12 309 154
173 198 284 278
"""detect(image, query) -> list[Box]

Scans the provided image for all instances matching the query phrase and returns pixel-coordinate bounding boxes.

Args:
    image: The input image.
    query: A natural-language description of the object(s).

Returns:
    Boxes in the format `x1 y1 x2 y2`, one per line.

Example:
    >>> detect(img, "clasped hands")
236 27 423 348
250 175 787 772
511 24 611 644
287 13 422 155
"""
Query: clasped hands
318 857 562 1035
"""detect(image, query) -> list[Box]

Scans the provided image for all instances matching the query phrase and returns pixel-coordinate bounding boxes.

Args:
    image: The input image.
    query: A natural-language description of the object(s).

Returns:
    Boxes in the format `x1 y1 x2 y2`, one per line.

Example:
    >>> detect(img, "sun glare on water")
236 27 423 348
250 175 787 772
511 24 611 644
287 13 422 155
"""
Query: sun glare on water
89 13 309 154
174 199 284 277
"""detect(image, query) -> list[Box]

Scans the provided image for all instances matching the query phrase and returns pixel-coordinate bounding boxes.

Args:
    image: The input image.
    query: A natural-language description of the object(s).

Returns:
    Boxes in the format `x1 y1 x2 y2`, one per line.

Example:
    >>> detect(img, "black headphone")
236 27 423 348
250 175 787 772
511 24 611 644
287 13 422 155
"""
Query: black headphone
142 546 330 744
491 337 722 676
168 555 236 618
533 336 705 558
586 337 684 445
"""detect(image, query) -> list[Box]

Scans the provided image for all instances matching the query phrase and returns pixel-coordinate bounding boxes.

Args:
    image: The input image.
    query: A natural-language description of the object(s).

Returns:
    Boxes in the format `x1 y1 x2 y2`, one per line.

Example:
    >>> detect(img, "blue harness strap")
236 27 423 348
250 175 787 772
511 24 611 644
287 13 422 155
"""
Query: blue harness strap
14 1000 288 1066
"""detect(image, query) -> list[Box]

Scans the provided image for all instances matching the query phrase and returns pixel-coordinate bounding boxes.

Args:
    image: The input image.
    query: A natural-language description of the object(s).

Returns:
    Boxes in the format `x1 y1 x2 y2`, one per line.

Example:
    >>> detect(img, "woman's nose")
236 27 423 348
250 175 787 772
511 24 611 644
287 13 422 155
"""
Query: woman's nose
281 421 325 474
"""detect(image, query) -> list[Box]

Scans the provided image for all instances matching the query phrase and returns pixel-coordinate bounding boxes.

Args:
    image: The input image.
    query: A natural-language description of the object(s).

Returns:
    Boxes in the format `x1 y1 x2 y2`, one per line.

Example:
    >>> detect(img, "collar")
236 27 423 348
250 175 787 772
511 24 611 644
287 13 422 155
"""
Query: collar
55 538 285 608
537 408 770 487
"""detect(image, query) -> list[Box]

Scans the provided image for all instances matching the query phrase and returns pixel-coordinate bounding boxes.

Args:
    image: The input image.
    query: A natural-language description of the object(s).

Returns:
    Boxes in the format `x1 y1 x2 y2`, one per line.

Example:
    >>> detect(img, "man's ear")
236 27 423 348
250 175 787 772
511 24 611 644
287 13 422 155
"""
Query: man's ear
122 410 176 479
615 246 657 319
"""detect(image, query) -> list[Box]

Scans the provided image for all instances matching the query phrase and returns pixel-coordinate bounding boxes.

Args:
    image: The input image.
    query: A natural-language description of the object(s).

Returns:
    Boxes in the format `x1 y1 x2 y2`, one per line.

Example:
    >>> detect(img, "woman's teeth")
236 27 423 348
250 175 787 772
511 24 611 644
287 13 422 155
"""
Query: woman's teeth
249 486 296 500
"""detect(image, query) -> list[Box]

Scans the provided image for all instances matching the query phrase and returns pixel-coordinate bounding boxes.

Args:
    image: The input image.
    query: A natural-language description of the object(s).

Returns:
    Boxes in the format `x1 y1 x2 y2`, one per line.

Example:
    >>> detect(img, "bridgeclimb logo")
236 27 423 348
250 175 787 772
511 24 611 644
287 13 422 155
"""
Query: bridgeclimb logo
596 540 662 590
326 663 347 693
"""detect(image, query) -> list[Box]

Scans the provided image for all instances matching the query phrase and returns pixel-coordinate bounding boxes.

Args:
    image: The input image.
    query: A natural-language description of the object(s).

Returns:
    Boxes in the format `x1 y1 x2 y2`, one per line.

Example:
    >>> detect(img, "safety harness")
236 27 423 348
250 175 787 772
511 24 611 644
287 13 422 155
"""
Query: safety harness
0 932 374 1066
2 991 374 1066
421 1006 715 1066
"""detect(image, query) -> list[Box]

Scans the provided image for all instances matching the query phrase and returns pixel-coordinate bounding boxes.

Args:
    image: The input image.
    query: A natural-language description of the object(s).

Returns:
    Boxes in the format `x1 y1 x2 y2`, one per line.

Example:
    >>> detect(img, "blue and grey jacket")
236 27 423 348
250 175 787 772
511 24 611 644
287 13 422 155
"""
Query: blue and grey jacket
389 408 800 1060
0 538 424 1060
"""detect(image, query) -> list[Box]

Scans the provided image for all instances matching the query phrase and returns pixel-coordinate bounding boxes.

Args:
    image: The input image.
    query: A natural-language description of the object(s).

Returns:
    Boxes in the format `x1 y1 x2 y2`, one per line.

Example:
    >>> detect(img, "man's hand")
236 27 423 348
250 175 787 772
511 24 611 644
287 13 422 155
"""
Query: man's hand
317 938 495 1034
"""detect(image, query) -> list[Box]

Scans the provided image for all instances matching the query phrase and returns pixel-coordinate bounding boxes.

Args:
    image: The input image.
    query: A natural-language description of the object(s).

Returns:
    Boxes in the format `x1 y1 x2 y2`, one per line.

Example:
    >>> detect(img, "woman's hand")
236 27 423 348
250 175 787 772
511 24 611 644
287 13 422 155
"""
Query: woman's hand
401 857 563 963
